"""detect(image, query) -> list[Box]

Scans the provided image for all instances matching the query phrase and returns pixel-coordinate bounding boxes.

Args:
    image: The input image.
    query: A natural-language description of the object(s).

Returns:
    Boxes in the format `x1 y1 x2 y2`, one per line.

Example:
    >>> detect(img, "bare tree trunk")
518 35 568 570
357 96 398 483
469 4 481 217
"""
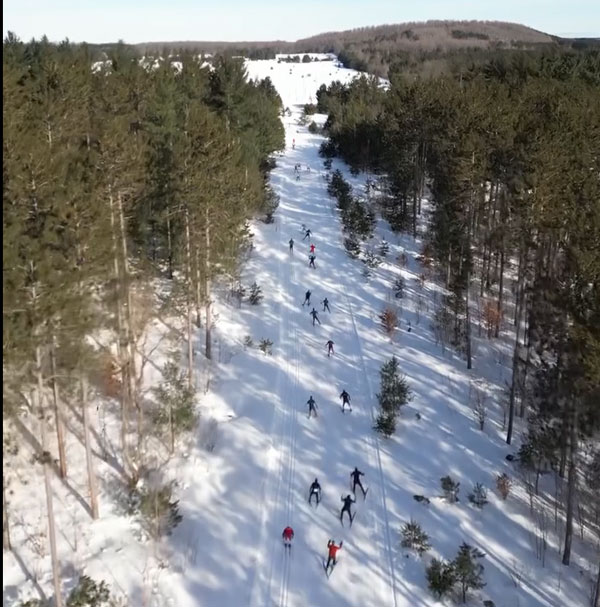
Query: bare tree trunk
109 190 131 474
562 403 577 565
36 344 63 607
495 245 505 339
80 373 99 519
466 263 472 370
185 208 194 390
507 246 526 445
3 477 11 551
166 213 174 280
49 337 67 479
412 147 418 240
117 191 141 449
204 206 212 360
194 244 202 328
169 400 175 455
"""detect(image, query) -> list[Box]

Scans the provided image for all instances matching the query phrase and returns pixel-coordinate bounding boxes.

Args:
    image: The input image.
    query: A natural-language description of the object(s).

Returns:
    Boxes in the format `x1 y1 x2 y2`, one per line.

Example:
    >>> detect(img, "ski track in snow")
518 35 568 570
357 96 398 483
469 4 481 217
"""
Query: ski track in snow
344 293 398 607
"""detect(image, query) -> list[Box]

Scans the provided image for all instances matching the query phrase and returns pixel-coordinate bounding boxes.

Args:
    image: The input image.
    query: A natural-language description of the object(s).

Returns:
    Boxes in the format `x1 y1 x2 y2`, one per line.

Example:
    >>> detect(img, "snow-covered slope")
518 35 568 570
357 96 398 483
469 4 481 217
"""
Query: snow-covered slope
3 55 595 607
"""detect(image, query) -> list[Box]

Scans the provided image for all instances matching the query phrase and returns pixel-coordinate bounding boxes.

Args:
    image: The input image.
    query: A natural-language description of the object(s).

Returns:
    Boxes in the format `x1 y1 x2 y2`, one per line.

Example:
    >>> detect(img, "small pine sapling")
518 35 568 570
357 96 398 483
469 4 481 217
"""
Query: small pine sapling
343 236 361 259
452 543 486 603
394 277 405 298
496 473 511 500
374 411 396 437
468 483 488 508
137 483 183 540
248 282 263 305
400 519 431 555
426 558 456 599
67 575 111 607
243 335 253 349
440 475 460 503
379 240 390 257
363 250 381 269
258 338 273 355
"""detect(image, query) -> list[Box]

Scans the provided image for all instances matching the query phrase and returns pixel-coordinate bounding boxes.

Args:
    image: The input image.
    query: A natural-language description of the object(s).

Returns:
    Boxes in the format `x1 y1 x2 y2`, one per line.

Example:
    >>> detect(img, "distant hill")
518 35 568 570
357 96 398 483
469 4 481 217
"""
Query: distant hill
128 20 598 77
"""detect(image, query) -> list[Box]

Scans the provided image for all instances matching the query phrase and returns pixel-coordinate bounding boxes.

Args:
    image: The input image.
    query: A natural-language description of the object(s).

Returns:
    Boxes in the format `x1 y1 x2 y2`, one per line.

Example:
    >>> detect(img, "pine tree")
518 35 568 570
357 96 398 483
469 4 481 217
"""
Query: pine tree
426 558 455 599
453 543 486 603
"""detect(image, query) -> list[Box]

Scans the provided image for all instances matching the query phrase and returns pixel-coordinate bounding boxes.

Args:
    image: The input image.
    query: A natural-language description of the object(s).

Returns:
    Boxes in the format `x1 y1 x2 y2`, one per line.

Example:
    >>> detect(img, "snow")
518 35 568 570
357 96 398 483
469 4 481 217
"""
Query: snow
3 56 596 607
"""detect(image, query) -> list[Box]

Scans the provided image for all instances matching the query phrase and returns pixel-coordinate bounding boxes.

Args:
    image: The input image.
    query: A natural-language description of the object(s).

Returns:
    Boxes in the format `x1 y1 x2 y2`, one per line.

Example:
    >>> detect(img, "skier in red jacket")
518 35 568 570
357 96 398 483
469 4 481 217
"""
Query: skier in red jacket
282 526 294 549
326 539 343 571
309 243 316 254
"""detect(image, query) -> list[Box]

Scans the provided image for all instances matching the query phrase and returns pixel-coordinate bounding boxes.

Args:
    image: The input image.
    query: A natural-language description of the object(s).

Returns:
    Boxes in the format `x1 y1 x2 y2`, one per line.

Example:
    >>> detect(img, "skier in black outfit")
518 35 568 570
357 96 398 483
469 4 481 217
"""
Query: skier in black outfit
326 340 335 357
350 467 366 497
289 238 294 253
302 290 311 306
340 494 355 524
310 308 321 326
309 478 321 505
303 228 312 241
308 254 316 269
340 389 351 412
307 395 318 418
322 297 331 312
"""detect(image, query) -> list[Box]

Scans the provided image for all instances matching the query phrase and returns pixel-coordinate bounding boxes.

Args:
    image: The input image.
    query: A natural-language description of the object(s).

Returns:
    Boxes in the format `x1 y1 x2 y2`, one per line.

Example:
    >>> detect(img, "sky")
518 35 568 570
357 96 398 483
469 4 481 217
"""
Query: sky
3 0 599 44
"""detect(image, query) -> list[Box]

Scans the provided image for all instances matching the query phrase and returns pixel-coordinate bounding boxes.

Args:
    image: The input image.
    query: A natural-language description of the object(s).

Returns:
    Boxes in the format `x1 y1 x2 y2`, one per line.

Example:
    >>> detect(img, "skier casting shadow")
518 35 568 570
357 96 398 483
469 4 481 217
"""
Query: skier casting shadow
308 254 316 269
322 297 331 312
282 526 294 550
325 340 334 357
289 238 294 253
309 478 321 505
324 539 343 576
351 467 367 498
340 389 351 412
303 229 312 241
307 395 318 418
310 308 321 326
340 494 355 525
302 290 311 307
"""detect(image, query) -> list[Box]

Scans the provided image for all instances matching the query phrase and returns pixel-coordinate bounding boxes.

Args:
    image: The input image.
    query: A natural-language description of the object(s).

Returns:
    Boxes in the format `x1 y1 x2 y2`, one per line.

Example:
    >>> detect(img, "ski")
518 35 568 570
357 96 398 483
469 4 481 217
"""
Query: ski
363 487 369 499
350 512 356 527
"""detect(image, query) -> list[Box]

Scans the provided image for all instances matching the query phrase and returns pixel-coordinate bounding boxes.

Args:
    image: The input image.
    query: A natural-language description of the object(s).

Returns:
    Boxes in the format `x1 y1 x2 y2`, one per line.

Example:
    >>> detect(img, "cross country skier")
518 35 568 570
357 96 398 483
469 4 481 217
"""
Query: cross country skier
325 539 343 572
292 138 295 149
303 229 312 241
289 238 294 253
309 243 316 254
350 467 366 497
340 389 351 412
302 290 311 307
309 478 321 505
307 395 318 418
310 308 321 326
326 340 335 357
340 494 355 524
308 254 316 269
322 297 330 312
282 526 294 549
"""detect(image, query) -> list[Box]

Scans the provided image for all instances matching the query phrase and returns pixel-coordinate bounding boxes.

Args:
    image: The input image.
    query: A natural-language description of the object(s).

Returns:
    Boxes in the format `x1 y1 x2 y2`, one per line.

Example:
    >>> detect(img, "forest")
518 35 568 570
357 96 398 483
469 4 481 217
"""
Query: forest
3 33 284 604
313 48 600 568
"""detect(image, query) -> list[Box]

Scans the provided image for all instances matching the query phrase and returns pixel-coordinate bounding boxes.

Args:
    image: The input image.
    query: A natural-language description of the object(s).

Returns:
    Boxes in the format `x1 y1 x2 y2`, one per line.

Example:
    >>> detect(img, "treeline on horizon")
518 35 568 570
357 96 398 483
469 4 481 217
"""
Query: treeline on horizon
313 50 600 566
16 20 598 80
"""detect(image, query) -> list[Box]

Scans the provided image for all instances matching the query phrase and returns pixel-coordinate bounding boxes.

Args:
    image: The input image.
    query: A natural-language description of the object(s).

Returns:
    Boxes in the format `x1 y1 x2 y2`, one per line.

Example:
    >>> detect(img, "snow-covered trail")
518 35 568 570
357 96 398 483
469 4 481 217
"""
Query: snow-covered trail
242 105 399 606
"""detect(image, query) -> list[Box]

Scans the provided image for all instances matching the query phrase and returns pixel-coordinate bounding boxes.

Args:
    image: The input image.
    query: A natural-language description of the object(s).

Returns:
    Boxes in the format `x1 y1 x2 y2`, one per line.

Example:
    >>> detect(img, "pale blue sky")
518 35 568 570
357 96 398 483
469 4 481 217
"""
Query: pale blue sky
3 0 599 43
